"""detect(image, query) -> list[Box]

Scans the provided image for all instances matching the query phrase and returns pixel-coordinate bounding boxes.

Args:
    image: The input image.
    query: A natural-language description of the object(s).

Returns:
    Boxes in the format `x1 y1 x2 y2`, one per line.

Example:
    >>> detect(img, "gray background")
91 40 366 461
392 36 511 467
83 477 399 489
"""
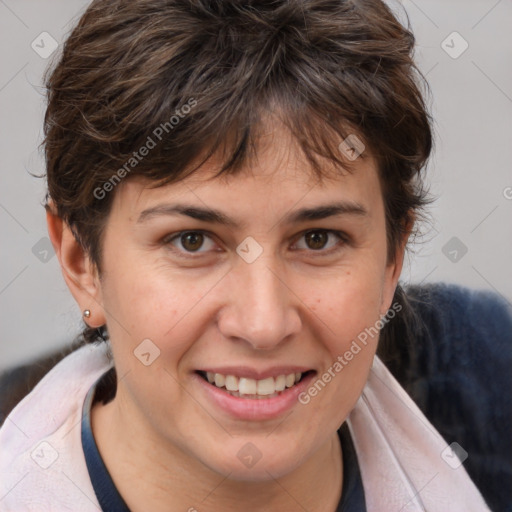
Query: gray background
1 0 511 370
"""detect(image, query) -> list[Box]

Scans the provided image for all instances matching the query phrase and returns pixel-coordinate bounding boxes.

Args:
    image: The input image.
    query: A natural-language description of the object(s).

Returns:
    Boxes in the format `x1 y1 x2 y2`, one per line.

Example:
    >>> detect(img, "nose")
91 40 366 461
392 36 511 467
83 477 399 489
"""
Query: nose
216 257 302 350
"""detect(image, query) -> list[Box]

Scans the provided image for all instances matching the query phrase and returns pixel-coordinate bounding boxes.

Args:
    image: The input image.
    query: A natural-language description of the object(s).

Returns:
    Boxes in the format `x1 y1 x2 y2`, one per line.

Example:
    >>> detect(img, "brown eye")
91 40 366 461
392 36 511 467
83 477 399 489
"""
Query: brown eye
164 230 220 259
305 230 329 250
293 229 347 253
165 230 219 257
180 232 204 251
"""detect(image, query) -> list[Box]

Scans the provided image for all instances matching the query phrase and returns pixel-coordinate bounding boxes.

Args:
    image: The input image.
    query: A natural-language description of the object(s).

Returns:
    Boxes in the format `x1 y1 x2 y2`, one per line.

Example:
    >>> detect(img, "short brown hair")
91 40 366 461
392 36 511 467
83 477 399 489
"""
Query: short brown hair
43 0 433 342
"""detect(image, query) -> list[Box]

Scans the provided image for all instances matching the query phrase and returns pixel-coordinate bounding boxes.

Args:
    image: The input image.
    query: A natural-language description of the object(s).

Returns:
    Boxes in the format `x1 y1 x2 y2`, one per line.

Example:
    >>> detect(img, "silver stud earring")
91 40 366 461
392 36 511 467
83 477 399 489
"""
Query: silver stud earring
83 309 91 318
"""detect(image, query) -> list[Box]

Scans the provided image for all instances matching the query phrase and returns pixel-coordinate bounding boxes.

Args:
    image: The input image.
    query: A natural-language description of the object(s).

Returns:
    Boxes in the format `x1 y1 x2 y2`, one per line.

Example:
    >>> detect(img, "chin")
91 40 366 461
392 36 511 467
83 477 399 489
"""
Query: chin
199 439 307 483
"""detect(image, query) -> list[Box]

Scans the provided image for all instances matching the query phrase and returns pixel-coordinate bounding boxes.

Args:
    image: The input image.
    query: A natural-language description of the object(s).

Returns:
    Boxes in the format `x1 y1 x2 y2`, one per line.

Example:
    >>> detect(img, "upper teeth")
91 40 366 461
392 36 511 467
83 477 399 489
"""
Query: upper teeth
206 372 302 396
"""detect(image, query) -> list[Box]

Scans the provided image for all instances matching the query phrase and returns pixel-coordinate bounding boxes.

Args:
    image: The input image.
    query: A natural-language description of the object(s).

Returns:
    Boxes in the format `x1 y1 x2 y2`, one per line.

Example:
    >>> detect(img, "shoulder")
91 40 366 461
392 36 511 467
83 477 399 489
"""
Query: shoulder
0 342 112 446
400 282 512 512
406 280 511 361
403 282 512 404
0 343 112 510
405 281 512 337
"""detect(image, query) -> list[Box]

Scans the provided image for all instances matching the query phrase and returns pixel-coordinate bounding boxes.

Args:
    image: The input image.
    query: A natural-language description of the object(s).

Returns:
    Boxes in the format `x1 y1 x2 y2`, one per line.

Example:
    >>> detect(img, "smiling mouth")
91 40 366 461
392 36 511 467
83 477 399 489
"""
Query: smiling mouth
196 370 315 399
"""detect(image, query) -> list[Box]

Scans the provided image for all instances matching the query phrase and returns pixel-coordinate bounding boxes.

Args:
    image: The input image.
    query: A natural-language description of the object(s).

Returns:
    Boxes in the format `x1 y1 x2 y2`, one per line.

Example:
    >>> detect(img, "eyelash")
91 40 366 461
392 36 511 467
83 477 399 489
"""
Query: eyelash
162 229 350 259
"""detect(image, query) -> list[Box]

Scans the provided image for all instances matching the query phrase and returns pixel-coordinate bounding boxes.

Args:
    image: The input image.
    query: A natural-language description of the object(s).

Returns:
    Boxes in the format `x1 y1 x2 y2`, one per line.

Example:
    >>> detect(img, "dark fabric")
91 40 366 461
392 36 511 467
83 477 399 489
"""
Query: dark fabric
336 422 367 511
82 371 366 511
391 283 512 512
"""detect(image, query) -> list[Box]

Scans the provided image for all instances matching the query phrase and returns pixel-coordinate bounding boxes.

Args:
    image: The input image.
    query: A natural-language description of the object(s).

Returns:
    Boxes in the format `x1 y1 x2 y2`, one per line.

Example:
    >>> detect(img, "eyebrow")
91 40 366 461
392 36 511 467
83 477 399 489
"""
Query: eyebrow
137 201 368 228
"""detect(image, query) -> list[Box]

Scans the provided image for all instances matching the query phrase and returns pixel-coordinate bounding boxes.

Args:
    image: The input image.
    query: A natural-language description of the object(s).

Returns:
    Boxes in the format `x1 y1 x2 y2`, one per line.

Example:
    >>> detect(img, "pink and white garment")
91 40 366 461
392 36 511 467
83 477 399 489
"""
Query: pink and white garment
0 343 490 511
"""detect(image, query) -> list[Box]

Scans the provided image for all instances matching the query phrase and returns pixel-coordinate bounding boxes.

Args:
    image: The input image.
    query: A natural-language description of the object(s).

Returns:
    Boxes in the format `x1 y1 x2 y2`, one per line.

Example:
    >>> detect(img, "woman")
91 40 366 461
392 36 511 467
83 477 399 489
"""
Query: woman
0 0 505 510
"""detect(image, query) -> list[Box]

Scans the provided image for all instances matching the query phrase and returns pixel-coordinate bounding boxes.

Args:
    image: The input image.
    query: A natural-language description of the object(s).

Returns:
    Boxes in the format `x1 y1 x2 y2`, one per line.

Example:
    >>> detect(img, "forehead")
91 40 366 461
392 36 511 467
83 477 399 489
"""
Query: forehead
112 124 383 222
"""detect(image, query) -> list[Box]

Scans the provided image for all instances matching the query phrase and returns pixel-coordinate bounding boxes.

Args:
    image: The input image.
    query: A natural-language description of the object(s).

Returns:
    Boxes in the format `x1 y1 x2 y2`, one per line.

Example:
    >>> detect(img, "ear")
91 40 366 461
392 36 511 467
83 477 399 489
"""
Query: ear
379 215 414 316
46 202 106 328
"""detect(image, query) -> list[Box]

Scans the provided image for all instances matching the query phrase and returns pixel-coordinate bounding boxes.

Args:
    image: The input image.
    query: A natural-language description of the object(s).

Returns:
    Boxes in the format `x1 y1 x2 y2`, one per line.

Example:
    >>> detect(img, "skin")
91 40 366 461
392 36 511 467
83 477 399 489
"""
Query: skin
48 122 409 512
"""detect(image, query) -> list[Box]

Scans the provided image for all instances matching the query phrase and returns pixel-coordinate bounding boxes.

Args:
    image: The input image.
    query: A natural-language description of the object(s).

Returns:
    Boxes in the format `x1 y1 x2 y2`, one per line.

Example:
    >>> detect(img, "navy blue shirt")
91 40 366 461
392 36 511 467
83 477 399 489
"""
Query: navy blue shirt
81 371 366 511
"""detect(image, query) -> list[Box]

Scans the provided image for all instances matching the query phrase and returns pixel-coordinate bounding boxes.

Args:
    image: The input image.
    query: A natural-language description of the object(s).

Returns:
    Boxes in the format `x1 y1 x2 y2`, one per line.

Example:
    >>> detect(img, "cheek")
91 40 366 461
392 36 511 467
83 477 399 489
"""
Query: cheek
307 265 385 349
99 254 225 374
98 269 204 414
296 263 385 418
299 281 383 426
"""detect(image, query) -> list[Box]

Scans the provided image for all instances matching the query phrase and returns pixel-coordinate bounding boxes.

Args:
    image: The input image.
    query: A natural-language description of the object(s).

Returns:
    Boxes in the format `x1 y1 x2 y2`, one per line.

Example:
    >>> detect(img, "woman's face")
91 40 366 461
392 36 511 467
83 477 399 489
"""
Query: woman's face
90 128 405 480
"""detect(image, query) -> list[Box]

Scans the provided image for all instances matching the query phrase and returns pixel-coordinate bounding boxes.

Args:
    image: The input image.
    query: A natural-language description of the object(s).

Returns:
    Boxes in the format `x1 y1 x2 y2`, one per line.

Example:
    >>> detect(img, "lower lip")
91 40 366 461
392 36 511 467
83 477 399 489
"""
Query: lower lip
193 372 316 421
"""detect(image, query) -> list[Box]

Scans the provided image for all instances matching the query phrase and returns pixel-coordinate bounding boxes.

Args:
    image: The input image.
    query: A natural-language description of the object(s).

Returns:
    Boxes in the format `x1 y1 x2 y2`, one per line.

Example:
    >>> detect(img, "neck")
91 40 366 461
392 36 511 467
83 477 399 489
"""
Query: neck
91 395 343 512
